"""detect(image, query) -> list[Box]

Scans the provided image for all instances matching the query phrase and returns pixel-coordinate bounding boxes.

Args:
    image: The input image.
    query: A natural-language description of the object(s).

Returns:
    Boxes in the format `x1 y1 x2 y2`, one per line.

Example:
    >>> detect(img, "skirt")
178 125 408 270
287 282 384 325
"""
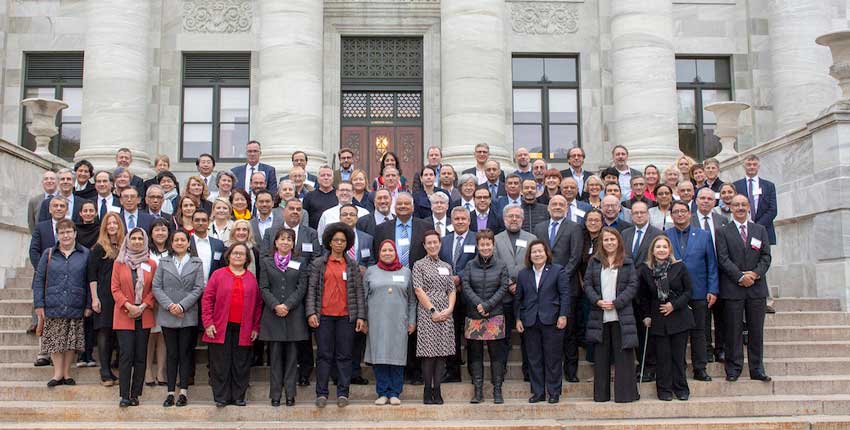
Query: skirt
42 317 85 354
464 315 506 341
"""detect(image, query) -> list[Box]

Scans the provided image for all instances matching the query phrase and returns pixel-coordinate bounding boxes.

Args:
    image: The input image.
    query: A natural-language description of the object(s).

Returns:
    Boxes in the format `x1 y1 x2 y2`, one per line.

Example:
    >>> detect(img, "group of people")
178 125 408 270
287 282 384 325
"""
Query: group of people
27 140 777 407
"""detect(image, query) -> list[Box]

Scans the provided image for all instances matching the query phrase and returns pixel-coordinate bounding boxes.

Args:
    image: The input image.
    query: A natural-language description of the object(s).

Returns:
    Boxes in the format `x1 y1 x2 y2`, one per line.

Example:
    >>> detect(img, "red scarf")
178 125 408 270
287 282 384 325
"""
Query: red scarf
376 239 403 271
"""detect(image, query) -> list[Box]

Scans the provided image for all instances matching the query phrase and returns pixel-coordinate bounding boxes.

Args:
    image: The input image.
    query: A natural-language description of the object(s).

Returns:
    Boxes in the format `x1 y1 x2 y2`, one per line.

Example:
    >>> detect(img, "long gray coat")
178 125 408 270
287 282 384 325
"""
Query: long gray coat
583 256 639 350
152 256 205 328
363 266 416 366
258 256 309 342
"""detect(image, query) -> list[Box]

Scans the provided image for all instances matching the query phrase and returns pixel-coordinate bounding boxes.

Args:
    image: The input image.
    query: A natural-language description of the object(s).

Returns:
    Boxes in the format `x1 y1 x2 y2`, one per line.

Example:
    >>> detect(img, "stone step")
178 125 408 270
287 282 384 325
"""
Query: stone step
0 289 32 300
763 326 850 342
1 395 849 422
0 300 33 315
772 298 842 312
4 277 33 290
766 312 850 326
0 316 32 331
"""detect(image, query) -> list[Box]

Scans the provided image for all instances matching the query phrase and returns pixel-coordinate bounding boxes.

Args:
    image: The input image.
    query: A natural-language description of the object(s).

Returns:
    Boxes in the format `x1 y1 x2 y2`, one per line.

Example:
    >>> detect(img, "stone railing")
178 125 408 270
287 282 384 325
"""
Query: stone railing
720 110 850 309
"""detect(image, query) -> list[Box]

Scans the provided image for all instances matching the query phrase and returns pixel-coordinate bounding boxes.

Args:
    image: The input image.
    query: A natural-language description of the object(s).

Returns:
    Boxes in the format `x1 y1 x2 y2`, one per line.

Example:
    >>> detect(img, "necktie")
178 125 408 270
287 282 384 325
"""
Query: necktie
347 244 356 261
566 205 573 222
204 177 208 186
465 202 472 211
490 184 497 197
549 221 559 247
249 166 255 191
436 221 443 237
740 224 748 244
453 235 464 265
632 229 643 257
100 198 107 219
747 178 756 220
400 224 409 266
703 216 710 231
128 214 136 229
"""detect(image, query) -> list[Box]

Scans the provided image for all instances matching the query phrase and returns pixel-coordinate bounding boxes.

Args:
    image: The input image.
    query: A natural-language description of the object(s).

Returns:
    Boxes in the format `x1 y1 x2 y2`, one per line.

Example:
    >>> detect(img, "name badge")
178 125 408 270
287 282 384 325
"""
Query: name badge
464 245 476 254
305 180 315 188
287 260 301 270
342 271 347 281
140 263 151 273
213 252 222 260
752 186 762 196
438 267 450 276
302 243 313 253
393 275 406 283
516 239 528 248
574 209 586 219
665 215 674 225
750 237 762 250
361 248 371 258
714 192 721 200
398 238 411 247
588 246 594 255
107 206 121 213
446 224 454 233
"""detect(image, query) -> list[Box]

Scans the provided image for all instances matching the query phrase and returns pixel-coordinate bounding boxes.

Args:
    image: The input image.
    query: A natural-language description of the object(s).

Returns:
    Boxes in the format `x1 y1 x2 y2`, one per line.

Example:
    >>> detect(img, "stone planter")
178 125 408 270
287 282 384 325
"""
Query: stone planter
20 98 68 157
704 101 750 160
816 30 850 112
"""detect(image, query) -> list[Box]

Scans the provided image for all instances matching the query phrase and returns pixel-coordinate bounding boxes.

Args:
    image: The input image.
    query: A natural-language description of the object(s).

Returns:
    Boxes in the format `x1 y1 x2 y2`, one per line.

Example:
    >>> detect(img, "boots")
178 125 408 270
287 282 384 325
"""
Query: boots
423 385 433 405
433 385 444 404
470 361 484 404
492 360 505 404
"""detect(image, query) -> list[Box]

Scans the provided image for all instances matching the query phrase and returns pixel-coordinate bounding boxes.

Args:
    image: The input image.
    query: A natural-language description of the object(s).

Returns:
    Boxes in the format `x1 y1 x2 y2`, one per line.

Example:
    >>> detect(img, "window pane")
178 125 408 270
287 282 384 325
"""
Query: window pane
59 123 81 160
697 58 730 84
23 87 56 122
514 124 542 156
549 89 578 123
512 58 544 82
182 123 212 158
219 123 250 159
676 59 697 83
703 124 722 159
544 58 577 82
677 90 696 124
220 87 249 122
513 89 542 123
678 125 698 160
549 125 578 159
701 89 731 124
183 87 213 122
61 88 82 122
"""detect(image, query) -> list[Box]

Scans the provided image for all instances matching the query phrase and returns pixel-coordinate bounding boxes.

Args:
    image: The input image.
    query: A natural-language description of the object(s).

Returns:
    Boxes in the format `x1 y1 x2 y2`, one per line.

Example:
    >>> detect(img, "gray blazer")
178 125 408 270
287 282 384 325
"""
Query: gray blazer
493 229 537 304
251 208 285 249
152 256 206 328
258 256 309 342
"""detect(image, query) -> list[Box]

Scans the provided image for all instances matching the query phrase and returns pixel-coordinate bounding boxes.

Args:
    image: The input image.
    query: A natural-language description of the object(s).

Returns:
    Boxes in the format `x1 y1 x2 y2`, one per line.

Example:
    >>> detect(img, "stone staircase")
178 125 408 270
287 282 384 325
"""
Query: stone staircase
2 267 850 429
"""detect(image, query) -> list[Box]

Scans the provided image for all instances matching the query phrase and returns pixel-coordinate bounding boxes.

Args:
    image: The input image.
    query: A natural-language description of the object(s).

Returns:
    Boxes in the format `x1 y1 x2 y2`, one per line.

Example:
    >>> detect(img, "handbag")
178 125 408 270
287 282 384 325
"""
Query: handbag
35 248 53 337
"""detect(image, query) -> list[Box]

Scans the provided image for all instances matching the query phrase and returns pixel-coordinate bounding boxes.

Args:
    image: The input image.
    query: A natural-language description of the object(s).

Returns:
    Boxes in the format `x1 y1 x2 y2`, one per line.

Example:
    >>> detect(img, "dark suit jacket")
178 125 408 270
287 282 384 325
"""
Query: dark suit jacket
439 230 477 277
261 223 322 264
354 230 375 267
715 221 771 300
29 220 57 268
119 210 154 233
355 212 392 237
190 236 226 279
514 263 571 327
637 262 695 336
559 168 594 201
74 182 97 200
621 224 663 268
38 195 86 224
130 175 144 194
373 217 432 269
733 178 777 244
604 218 633 232
462 167 505 183
479 181 507 199
691 211 729 250
532 218 582 288
250 209 284 250
413 189 445 220
469 210 505 235
144 209 173 225
666 226 719 299
232 163 279 195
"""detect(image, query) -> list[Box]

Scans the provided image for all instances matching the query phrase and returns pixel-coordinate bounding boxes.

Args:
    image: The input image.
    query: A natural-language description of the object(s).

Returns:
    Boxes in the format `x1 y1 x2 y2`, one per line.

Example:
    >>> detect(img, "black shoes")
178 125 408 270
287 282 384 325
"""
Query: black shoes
676 393 690 401
163 394 175 407
433 387 444 405
271 399 281 407
566 375 580 383
46 378 63 387
693 370 712 381
234 399 247 406
658 393 673 401
34 358 51 367
423 386 434 405
176 394 188 407
119 398 131 408
528 394 545 403
285 397 295 407
547 396 560 404
751 372 772 382
298 376 310 387
215 401 227 408
493 385 504 404
129 398 139 406
726 374 739 382
350 376 369 385
639 372 656 383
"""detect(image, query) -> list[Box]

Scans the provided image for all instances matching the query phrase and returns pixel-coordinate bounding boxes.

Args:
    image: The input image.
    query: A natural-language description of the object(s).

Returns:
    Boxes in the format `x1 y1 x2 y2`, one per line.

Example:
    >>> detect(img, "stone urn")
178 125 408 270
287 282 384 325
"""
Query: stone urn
704 101 750 160
20 98 68 157
816 30 850 112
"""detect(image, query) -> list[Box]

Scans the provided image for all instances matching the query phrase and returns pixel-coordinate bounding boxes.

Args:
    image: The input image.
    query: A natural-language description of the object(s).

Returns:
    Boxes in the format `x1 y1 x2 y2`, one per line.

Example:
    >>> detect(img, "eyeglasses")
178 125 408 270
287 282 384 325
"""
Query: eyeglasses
331 238 347 244
671 209 689 215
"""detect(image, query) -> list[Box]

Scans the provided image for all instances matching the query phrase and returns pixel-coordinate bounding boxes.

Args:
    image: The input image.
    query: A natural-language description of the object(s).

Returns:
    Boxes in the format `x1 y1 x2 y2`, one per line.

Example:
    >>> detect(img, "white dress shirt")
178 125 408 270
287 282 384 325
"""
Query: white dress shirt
284 222 300 246
570 168 586 194
601 267 619 322
697 210 717 244
433 215 449 237
475 168 487 185
97 194 117 217
256 212 275 241
632 224 647 254
533 265 544 291
244 163 260 192
460 198 474 212
317 204 370 239
745 175 761 216
194 235 213 282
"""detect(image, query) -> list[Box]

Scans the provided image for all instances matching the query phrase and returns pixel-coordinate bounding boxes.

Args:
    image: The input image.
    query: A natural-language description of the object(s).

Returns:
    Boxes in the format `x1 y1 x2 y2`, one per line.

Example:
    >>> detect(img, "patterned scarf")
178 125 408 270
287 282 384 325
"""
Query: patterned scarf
274 251 292 272
652 259 672 302
116 228 150 304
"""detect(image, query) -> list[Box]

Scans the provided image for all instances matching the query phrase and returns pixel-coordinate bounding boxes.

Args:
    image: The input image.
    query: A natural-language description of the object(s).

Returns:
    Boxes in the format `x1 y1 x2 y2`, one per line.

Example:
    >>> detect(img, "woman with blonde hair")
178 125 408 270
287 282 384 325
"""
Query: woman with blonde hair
88 212 125 386
349 169 374 213
675 155 695 179
662 166 682 200
183 176 213 215
227 220 261 277
210 198 234 243
584 175 605 209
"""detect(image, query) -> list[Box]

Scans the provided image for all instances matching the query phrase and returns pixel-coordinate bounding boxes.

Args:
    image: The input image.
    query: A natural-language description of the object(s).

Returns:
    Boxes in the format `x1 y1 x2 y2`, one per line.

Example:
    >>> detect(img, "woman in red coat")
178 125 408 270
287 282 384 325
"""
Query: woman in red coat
202 242 263 407
111 227 157 407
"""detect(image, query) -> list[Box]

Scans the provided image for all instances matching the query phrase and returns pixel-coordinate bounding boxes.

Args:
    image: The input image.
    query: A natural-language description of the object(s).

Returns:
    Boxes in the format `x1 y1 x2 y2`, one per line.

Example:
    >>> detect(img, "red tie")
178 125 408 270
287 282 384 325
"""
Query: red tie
740 224 747 244
347 246 356 261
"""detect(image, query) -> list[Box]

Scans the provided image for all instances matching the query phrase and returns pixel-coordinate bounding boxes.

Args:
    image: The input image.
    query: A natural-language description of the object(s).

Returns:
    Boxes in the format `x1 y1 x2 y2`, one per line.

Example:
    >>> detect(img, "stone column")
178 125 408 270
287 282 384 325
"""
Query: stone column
610 0 679 169
768 0 836 135
441 0 512 171
255 0 325 170
77 0 152 174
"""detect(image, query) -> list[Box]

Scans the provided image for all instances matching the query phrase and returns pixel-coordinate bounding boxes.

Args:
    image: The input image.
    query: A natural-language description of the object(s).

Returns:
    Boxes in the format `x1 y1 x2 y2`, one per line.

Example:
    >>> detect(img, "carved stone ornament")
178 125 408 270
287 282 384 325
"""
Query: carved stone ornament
509 2 579 35
183 0 253 33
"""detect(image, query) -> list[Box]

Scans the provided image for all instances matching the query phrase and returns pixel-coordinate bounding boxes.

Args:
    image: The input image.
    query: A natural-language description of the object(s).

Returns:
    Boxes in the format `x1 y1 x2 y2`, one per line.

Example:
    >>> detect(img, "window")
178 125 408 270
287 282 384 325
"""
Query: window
181 53 251 161
511 56 579 161
676 57 732 161
21 53 84 160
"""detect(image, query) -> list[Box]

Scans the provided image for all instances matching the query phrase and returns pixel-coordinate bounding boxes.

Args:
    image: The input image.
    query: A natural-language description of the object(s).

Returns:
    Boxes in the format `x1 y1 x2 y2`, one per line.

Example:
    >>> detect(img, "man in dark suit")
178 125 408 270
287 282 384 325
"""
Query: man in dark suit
118 187 154 233
439 206 477 382
356 189 394 236
92 170 121 221
733 155 777 245
715 195 772 382
339 203 375 385
250 191 284 249
38 168 86 224
560 177 592 224
560 147 594 201
142 184 173 224
232 140 278 195
462 143 505 185
693 187 730 362
666 200 718 382
28 171 58 234
601 195 632 232
372 192 432 384
468 187 505 235
622 201 663 381
29 196 68 269
189 210 226 280
611 145 643 200
281 150 318 187
481 160 507 199
495 174 524 214
531 195 583 382
115 148 145 192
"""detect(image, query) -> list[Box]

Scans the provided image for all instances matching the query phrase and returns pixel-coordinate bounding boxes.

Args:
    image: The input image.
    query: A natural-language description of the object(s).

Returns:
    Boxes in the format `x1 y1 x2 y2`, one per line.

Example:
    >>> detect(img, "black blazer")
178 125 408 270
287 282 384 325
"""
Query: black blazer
29 220 56 269
38 195 87 224
621 225 663 268
532 218 583 290
190 236 226 279
372 217 433 269
733 178 777 244
637 262 694 336
514 263 571 327
468 209 505 235
715 221 771 300
560 169 594 201
478 181 507 199
439 231 478 277
74 182 97 200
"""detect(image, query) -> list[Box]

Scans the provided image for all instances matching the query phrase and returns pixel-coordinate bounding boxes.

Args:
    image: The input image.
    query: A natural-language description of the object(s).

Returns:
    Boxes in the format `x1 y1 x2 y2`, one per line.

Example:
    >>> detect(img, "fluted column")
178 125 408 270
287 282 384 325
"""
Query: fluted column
77 0 152 174
610 0 679 168
441 0 511 170
769 0 836 135
256 0 325 169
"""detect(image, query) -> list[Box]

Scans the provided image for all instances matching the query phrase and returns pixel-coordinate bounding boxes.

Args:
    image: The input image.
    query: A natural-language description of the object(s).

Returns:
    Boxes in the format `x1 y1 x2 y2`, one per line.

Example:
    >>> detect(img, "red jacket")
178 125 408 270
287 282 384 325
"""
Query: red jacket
201 268 263 347
111 260 157 330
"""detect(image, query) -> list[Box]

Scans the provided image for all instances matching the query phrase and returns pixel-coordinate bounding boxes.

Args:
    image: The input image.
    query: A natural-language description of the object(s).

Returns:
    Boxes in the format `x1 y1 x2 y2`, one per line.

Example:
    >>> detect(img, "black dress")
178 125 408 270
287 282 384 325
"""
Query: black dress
88 244 116 330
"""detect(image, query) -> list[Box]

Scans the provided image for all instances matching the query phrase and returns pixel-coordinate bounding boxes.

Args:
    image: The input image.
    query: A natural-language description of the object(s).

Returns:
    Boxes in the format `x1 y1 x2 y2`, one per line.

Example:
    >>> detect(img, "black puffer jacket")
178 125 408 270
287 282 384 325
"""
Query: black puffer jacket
583 256 639 350
461 256 509 319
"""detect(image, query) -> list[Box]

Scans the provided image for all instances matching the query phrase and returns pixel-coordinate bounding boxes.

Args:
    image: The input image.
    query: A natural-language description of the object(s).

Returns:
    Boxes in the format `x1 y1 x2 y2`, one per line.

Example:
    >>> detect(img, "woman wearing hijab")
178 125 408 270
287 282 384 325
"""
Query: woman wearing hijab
638 235 694 401
111 227 157 407
364 240 416 406
258 228 309 407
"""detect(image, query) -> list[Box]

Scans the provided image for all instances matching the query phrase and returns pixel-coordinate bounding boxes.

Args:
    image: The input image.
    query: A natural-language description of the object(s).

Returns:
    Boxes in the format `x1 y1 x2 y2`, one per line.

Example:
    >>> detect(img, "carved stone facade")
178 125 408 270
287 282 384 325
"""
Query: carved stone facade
508 2 579 35
183 0 253 33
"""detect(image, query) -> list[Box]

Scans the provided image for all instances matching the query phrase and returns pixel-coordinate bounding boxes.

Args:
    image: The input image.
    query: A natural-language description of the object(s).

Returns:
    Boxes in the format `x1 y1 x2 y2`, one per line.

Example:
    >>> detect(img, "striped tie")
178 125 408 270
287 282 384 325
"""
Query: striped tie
400 224 410 266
